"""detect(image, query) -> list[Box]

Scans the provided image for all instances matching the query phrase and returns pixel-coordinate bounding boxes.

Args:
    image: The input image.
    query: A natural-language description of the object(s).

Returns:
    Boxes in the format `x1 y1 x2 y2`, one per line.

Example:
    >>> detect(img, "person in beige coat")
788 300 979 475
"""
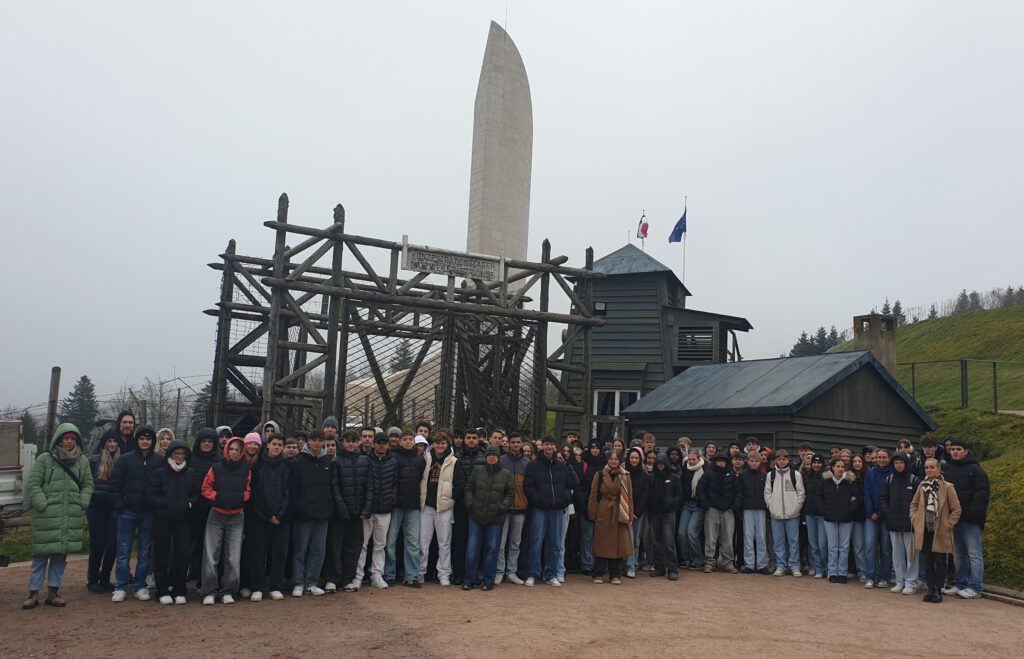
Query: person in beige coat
909 458 961 604
588 451 634 584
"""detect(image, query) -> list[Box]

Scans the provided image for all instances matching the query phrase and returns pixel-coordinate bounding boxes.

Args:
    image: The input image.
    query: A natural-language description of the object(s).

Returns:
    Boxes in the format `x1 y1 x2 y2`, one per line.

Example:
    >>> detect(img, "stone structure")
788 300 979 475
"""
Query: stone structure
853 313 898 374
466 21 533 262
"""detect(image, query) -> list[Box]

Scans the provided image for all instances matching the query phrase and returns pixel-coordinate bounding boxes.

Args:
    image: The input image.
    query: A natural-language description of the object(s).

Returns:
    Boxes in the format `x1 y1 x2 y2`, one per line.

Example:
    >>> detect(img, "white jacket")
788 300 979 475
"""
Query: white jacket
764 466 805 520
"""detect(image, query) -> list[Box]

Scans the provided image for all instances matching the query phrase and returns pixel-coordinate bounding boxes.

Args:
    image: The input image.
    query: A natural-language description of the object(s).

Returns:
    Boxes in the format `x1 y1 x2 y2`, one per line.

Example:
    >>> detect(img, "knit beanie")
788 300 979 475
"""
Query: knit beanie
244 432 263 446
485 444 501 457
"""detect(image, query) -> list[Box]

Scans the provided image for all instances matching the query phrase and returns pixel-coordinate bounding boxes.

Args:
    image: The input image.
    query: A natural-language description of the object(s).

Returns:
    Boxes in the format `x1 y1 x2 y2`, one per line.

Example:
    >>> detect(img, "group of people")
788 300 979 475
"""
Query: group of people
23 410 990 610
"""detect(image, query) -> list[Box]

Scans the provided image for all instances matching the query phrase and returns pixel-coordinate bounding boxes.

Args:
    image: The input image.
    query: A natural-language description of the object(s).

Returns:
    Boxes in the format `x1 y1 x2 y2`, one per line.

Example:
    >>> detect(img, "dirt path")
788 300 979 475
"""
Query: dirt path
0 557 1020 657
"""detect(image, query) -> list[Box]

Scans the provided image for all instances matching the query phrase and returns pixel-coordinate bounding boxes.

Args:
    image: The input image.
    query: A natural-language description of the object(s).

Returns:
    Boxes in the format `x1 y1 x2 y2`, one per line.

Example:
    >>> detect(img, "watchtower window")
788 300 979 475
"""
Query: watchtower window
677 326 714 361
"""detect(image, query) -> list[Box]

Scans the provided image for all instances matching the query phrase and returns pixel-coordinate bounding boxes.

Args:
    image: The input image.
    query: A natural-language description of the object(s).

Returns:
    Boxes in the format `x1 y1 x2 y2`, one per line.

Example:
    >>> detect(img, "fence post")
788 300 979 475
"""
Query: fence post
960 360 969 409
911 363 916 399
992 361 998 413
45 366 61 443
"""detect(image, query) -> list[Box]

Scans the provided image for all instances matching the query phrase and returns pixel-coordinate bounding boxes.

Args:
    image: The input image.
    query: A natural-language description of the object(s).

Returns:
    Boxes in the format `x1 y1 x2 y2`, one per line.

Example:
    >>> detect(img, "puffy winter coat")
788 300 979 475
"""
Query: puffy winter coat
880 463 920 532
647 456 682 515
28 423 94 555
88 452 119 512
944 455 990 528
764 467 805 520
393 447 426 511
680 459 705 506
819 473 859 523
465 463 514 525
458 445 486 483
201 440 251 514
146 441 200 523
625 463 650 517
697 461 741 512
802 468 826 516
289 447 336 521
333 450 370 518
739 468 768 511
190 430 222 513
366 450 399 514
863 464 893 518
420 448 463 513
108 447 159 513
250 452 291 522
525 453 577 510
499 451 531 512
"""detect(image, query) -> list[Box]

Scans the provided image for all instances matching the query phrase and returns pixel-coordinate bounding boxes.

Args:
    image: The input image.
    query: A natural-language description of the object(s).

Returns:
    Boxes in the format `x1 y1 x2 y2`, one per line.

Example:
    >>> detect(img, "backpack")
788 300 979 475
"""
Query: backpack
769 468 798 491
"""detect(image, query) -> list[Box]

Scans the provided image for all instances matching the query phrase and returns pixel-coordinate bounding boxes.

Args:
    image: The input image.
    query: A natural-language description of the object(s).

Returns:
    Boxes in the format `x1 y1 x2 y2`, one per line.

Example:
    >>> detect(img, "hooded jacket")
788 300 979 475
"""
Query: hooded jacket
739 466 768 511
250 449 291 522
943 453 990 528
819 471 859 523
146 441 200 523
625 457 650 518
366 448 399 514
802 467 827 516
28 423 94 555
393 446 426 511
524 451 577 511
262 420 282 436
333 448 371 518
190 427 222 512
764 466 805 520
573 448 606 520
94 410 133 454
108 434 159 513
863 462 894 519
697 457 741 512
680 457 705 506
880 453 920 532
647 454 683 515
88 429 121 511
420 445 464 513
289 445 336 521
201 438 252 514
465 461 514 525
499 450 531 513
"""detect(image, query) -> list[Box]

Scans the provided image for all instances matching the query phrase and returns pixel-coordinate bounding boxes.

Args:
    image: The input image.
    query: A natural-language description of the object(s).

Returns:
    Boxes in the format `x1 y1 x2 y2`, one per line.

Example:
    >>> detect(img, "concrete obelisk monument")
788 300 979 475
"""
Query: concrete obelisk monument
466 21 533 262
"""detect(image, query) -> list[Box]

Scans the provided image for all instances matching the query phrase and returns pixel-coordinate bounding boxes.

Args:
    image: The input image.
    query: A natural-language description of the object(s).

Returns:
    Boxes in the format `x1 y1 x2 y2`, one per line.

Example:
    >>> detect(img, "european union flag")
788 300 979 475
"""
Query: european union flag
668 207 687 243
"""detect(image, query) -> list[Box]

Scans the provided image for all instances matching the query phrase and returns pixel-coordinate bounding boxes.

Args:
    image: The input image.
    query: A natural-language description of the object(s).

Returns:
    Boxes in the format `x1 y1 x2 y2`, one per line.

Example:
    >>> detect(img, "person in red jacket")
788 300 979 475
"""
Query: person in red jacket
200 436 251 605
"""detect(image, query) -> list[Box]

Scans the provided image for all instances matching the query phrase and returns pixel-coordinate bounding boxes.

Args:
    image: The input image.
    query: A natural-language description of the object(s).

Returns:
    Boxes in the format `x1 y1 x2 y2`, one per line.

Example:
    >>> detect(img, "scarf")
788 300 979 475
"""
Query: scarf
923 477 942 531
168 458 188 472
57 445 81 465
604 466 631 524
686 458 705 498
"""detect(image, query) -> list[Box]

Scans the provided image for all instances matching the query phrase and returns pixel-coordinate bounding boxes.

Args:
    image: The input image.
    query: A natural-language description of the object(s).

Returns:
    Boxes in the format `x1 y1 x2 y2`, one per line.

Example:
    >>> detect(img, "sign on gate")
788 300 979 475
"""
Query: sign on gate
402 236 502 280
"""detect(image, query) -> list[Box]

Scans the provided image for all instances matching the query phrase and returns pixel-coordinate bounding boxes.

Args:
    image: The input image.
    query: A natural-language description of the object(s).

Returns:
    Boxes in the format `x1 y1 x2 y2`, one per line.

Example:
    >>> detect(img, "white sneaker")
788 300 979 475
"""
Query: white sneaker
174 596 187 605
891 583 904 593
505 573 524 585
146 573 156 589
291 586 304 597
111 590 126 603
858 575 868 583
959 588 981 599
221 594 235 604
135 588 151 601
308 586 326 596
808 569 816 577
324 581 337 593
901 585 916 595
343 581 361 592
250 591 263 602
269 590 284 600
438 577 451 587
202 595 215 606
546 578 561 587
876 580 890 589
773 568 784 577
814 573 824 579
791 569 802 578
494 574 503 585
239 588 251 598
626 570 636 578
865 580 875 589
158 595 173 605
524 577 535 587
371 576 389 589
941 585 960 596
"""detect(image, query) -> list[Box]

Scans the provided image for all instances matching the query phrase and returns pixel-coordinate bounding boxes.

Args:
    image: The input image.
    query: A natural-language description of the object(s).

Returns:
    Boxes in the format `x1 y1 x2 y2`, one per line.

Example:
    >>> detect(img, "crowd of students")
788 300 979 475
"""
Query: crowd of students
22 410 991 609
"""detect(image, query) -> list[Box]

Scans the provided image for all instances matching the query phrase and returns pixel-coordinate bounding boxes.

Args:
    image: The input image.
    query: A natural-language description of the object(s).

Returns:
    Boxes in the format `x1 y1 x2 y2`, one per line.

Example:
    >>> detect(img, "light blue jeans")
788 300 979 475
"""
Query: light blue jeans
497 512 526 577
889 530 919 588
528 508 563 581
743 509 768 570
115 510 154 592
805 514 827 575
579 517 595 572
384 508 420 583
864 518 893 582
556 507 568 579
953 522 984 593
627 514 643 572
771 517 801 571
851 521 869 578
29 554 68 592
824 521 852 577
678 502 704 567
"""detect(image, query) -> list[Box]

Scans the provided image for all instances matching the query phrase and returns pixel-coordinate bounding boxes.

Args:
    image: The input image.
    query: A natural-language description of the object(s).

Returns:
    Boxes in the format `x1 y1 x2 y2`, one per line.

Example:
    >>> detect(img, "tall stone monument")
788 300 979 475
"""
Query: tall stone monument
466 21 533 262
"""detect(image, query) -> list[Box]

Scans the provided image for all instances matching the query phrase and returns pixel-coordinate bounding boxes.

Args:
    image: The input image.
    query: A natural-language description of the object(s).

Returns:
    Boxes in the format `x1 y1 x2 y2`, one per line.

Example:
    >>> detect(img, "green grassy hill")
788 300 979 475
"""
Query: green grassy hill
832 305 1024 410
834 306 1024 590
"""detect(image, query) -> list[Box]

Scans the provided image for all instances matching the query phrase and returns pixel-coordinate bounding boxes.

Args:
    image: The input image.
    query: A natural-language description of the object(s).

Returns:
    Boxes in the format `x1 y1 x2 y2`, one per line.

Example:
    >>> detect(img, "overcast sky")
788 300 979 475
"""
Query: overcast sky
2 1 1023 408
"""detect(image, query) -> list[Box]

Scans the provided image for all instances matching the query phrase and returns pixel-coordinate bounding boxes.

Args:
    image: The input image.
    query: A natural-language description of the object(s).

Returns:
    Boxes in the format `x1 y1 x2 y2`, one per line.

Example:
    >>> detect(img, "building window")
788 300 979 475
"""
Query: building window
676 326 714 361
593 390 639 440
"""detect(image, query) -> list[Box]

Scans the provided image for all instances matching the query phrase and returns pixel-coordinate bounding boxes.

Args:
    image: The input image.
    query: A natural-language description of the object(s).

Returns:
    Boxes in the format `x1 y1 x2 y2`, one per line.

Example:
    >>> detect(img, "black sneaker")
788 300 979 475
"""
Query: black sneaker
451 576 464 586
828 575 838 583
461 583 474 591
838 576 848 584
740 567 754 574
650 569 666 577
87 583 105 594
758 568 772 576
481 584 494 592
385 579 396 587
403 580 421 589
667 572 679 581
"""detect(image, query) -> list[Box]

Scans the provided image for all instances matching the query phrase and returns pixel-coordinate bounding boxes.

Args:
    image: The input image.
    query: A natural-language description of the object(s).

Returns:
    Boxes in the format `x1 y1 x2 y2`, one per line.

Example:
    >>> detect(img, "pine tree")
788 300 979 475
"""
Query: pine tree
59 375 100 440
881 298 892 315
954 290 970 315
928 304 938 319
892 299 904 325
968 290 982 312
389 338 414 373
813 326 829 352
190 382 212 437
789 331 814 357
827 326 840 349
20 410 41 450
1005 286 1017 308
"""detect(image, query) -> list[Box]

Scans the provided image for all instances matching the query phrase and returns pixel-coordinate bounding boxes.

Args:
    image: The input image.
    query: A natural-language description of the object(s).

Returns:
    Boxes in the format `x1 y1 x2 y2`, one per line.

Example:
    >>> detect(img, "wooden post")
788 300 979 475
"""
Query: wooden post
581 247 595 440
210 239 236 426
322 204 345 423
992 361 998 413
262 193 290 423
960 359 969 409
45 366 61 443
533 240 550 440
910 362 916 399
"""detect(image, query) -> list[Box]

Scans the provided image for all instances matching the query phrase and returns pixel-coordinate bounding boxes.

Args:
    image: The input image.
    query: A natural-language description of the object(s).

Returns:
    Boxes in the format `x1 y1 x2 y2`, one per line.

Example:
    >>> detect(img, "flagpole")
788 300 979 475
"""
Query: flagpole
681 196 687 287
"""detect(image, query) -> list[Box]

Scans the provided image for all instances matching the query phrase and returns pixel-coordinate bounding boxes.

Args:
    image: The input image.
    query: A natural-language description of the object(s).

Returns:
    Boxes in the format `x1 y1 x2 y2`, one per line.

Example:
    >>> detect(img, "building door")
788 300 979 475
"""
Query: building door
593 390 639 441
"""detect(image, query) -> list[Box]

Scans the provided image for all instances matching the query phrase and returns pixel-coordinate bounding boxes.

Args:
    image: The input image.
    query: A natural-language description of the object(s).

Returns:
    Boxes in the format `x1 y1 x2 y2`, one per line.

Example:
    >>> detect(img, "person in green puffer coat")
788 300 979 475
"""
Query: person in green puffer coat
23 422 94 609
461 445 513 591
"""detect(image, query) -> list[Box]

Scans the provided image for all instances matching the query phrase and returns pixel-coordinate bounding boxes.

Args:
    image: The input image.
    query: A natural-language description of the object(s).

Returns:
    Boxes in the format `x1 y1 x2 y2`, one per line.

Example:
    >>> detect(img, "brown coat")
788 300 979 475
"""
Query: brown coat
588 466 635 559
909 477 962 554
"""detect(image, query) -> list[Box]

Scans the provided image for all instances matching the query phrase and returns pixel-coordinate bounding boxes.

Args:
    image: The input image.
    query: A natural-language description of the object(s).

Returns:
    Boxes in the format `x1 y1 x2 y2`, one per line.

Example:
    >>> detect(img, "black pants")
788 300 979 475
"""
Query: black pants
648 511 678 573
153 516 191 598
734 510 745 568
921 532 948 590
595 557 624 579
322 517 364 585
190 506 212 583
86 506 118 585
244 516 290 593
451 503 468 581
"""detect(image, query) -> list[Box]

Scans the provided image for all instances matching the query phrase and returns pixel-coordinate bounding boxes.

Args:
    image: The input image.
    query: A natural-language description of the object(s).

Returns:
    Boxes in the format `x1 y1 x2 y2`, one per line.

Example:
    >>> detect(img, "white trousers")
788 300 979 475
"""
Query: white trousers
354 513 391 581
419 506 453 579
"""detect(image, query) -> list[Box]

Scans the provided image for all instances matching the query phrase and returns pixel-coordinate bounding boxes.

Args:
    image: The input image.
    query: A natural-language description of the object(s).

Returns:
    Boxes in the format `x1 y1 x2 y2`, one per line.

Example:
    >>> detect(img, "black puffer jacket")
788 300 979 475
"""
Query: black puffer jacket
802 468 826 516
524 453 578 510
457 445 486 482
146 442 200 522
739 467 768 511
366 450 399 514
696 459 741 512
333 449 370 518
393 447 426 511
190 428 222 510
880 456 920 532
88 452 119 512
819 473 859 523
625 462 650 517
289 447 336 521
108 449 158 513
465 462 514 525
250 452 291 522
204 444 251 512
944 454 990 528
647 455 683 515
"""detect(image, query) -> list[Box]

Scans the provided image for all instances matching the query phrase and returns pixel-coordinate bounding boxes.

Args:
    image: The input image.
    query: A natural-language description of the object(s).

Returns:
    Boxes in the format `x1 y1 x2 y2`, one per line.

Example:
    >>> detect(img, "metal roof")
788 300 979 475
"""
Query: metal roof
593 243 674 276
621 350 935 428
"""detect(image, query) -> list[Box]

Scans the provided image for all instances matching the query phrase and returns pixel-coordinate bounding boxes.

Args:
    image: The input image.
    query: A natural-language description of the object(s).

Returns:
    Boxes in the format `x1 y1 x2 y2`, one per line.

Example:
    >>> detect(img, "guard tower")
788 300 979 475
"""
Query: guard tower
853 313 897 374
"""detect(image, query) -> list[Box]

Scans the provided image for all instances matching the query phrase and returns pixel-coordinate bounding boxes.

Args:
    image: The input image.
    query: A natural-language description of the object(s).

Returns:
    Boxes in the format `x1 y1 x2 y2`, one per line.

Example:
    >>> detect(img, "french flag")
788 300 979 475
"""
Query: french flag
636 213 649 239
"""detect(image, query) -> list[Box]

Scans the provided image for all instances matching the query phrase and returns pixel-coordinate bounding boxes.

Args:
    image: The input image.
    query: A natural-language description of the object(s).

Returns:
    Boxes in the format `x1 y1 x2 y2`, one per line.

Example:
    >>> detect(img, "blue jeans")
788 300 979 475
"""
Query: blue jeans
805 514 827 575
115 510 154 592
743 509 768 570
529 508 563 581
953 522 984 593
771 517 801 570
556 508 568 579
29 554 68 592
291 519 329 590
851 521 869 578
824 521 852 577
465 519 503 586
678 502 704 567
384 508 420 583
579 517 595 571
627 514 642 571
864 517 893 582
